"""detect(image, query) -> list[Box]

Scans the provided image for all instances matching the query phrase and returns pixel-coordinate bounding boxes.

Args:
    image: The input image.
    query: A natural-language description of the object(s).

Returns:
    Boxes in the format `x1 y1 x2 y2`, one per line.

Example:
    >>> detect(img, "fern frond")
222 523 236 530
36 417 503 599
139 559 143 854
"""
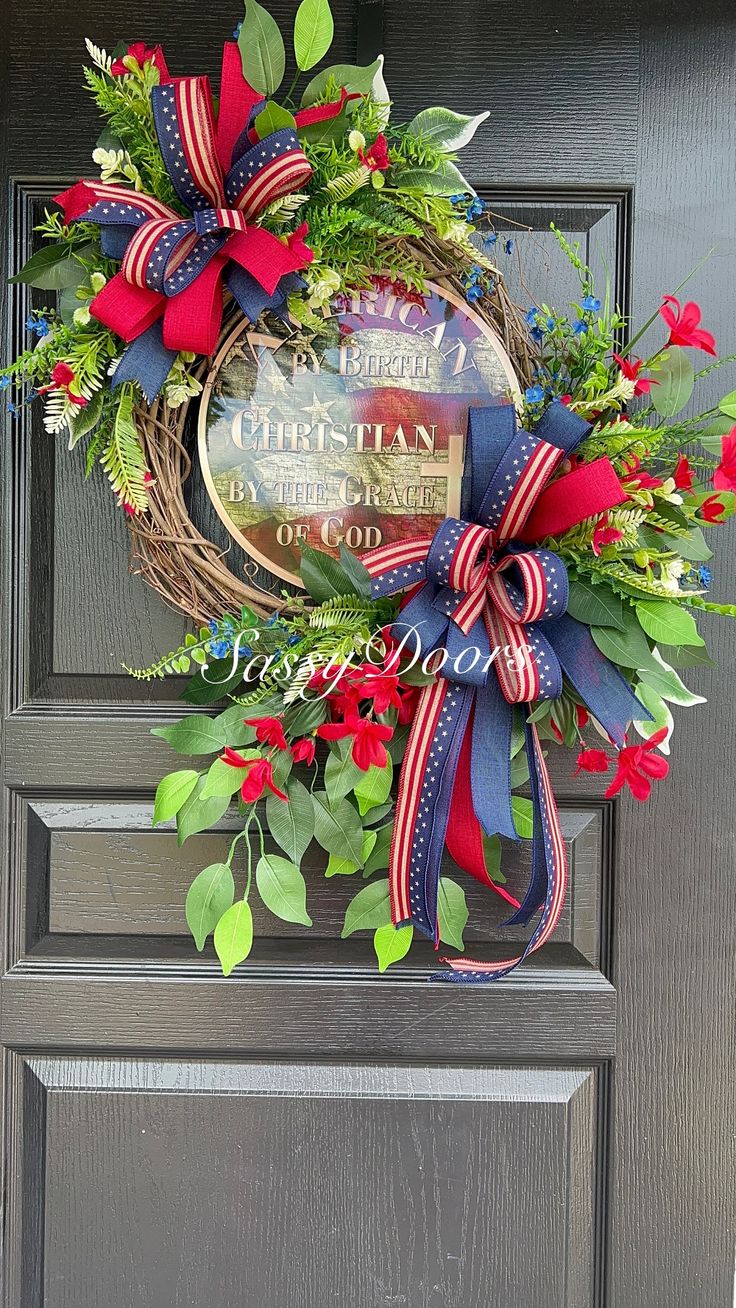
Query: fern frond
84 38 112 73
325 166 371 202
98 385 149 513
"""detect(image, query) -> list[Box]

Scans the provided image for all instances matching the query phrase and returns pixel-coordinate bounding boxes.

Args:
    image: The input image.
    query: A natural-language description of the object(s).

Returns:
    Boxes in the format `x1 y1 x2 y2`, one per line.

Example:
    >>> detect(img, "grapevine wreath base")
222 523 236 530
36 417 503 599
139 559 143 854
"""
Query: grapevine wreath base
4 13 736 981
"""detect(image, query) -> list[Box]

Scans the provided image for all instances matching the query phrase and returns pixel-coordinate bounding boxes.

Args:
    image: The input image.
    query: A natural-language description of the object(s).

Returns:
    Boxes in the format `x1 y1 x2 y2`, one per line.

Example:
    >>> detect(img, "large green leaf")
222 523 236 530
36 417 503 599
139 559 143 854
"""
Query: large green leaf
373 922 413 971
633 683 673 752
214 900 254 975
482 833 506 884
718 387 736 420
657 642 715 669
300 55 383 107
256 854 312 925
338 544 373 597
213 705 257 747
153 769 200 825
9 242 94 290
635 600 703 647
253 102 296 138
67 388 105 450
285 696 328 736
363 822 392 876
185 863 235 951
266 776 314 863
238 0 286 95
637 650 706 706
437 877 468 950
591 606 657 671
324 740 364 805
354 758 393 815
152 714 227 755
651 347 695 418
299 542 361 602
511 796 534 839
294 0 334 70
176 779 231 845
406 106 489 153
312 791 363 864
201 754 257 799
397 158 474 196
566 578 625 631
341 878 391 936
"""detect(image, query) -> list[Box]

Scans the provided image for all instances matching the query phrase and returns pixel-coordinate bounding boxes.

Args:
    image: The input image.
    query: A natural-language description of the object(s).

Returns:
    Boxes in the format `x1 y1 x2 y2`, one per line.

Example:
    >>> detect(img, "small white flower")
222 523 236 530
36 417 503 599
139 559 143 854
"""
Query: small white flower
73 306 92 327
348 129 366 153
306 267 342 308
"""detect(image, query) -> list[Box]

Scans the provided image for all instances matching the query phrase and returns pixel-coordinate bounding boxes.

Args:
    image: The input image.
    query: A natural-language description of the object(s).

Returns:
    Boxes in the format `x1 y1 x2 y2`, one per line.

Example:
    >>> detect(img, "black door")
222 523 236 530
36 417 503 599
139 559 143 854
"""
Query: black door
2 1 734 1304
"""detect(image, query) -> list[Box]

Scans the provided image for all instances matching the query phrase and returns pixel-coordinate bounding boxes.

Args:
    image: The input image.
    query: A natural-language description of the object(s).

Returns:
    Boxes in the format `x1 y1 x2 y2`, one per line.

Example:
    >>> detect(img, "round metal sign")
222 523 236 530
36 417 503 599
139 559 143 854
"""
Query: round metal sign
198 281 519 587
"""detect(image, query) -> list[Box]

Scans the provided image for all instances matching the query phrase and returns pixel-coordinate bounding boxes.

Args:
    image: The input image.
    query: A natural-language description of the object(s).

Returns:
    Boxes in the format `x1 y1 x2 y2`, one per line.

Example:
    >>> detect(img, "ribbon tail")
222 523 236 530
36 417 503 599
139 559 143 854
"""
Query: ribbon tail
541 612 651 746
445 712 521 908
216 41 264 170
91 272 165 343
519 457 627 542
432 718 567 982
390 680 473 940
112 321 177 403
469 680 518 840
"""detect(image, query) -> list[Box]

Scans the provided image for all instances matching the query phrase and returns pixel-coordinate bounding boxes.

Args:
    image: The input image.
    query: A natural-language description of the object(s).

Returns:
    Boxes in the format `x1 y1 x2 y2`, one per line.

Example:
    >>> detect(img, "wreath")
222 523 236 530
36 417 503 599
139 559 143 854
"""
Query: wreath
5 4 736 979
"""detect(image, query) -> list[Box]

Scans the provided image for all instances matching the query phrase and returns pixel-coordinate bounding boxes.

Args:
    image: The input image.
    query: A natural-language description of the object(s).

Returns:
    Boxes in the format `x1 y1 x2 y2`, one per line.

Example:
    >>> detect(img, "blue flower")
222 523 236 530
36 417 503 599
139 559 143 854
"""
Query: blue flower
465 284 483 303
0 375 10 391
580 295 601 313
232 21 242 38
483 232 497 247
572 319 587 335
698 565 712 589
237 644 253 660
525 384 545 405
504 238 515 255
468 264 483 280
525 307 540 326
466 197 485 220
208 619 219 636
26 389 38 401
6 401 18 416
266 614 281 627
207 638 230 660
448 193 467 205
545 315 555 331
35 318 50 337
287 633 301 646
530 326 544 343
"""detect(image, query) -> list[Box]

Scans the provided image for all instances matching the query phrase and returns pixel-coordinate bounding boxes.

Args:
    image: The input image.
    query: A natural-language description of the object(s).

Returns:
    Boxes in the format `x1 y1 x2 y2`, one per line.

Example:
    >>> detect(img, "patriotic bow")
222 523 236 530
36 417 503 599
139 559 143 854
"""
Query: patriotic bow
362 400 649 981
54 43 314 399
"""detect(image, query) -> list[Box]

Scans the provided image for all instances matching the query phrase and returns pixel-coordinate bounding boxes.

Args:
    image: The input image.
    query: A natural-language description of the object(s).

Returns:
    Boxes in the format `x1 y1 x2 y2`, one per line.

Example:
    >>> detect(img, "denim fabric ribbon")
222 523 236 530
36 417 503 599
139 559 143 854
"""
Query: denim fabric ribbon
362 400 646 981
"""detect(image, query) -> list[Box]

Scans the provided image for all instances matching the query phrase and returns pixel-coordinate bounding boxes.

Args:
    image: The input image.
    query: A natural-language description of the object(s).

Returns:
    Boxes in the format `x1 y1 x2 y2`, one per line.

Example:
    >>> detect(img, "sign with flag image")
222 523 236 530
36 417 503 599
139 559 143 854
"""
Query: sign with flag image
199 280 520 585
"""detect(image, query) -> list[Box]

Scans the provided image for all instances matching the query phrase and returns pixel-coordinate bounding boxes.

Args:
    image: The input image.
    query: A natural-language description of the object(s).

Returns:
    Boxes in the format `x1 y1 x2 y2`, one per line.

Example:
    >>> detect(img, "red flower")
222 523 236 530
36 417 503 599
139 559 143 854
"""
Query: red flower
317 714 393 770
285 221 313 266
359 133 390 172
575 747 609 775
122 501 137 517
291 737 316 765
575 705 589 729
397 684 420 724
673 453 695 490
111 42 168 78
604 728 669 802
222 748 287 802
699 494 728 523
356 668 402 715
245 716 288 750
52 362 75 387
221 746 251 768
592 514 624 556
713 426 736 493
612 352 655 395
659 296 716 356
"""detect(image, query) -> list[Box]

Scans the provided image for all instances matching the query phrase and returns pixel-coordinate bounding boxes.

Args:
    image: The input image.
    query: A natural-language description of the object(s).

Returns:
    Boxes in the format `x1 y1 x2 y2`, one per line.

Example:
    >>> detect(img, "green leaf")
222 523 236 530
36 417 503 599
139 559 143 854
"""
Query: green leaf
299 543 361 602
176 779 231 845
300 56 383 107
256 853 312 925
214 900 254 976
67 388 104 450
657 642 715 670
325 852 360 876
374 922 413 971
312 791 363 864
152 715 227 755
637 650 706 706
324 739 364 805
566 578 625 631
238 0 286 95
635 600 704 647
406 106 489 152
341 878 391 936
285 697 328 736
718 387 736 420
354 758 393 815
185 862 235 951
213 704 257 747
294 0 334 71
633 684 673 752
338 545 373 597
651 347 695 418
363 822 392 876
481 833 506 884
182 661 243 705
270 748 293 789
153 769 199 825
437 877 468 950
397 158 474 196
511 796 534 839
510 749 530 789
253 102 297 138
591 605 658 671
9 241 94 290
201 754 257 799
266 776 314 863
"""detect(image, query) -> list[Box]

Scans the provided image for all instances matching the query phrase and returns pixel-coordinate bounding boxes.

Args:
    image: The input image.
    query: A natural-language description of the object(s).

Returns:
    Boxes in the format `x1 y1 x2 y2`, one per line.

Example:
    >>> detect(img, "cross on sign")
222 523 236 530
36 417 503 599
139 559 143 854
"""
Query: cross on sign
420 431 465 518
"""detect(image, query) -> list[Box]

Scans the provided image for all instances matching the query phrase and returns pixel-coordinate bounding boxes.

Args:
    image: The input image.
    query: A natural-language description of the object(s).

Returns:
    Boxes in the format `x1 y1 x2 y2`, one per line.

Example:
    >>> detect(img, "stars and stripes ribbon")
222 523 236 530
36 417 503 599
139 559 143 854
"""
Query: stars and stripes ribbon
361 400 648 981
54 42 313 399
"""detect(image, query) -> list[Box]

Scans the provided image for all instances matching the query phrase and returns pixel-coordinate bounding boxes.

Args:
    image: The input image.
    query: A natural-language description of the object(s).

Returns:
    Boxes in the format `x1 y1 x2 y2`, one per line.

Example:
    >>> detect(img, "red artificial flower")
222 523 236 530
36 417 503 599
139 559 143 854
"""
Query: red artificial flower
575 705 589 729
699 494 728 523
111 42 168 78
240 758 288 804
285 221 313 266
592 514 624 556
52 362 76 387
317 713 393 771
397 684 421 725
713 426 736 493
673 453 695 491
612 352 656 396
355 668 403 715
549 720 563 744
575 747 610 775
359 133 391 172
604 728 670 802
291 736 316 765
659 296 716 356
559 393 572 406
221 746 251 768
245 716 288 750
122 501 137 517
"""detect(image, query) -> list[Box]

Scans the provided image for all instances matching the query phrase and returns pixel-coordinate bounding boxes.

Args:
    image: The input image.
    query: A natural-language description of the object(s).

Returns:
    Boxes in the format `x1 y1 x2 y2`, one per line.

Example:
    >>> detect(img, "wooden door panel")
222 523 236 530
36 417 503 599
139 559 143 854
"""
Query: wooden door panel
8 1056 599 1308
